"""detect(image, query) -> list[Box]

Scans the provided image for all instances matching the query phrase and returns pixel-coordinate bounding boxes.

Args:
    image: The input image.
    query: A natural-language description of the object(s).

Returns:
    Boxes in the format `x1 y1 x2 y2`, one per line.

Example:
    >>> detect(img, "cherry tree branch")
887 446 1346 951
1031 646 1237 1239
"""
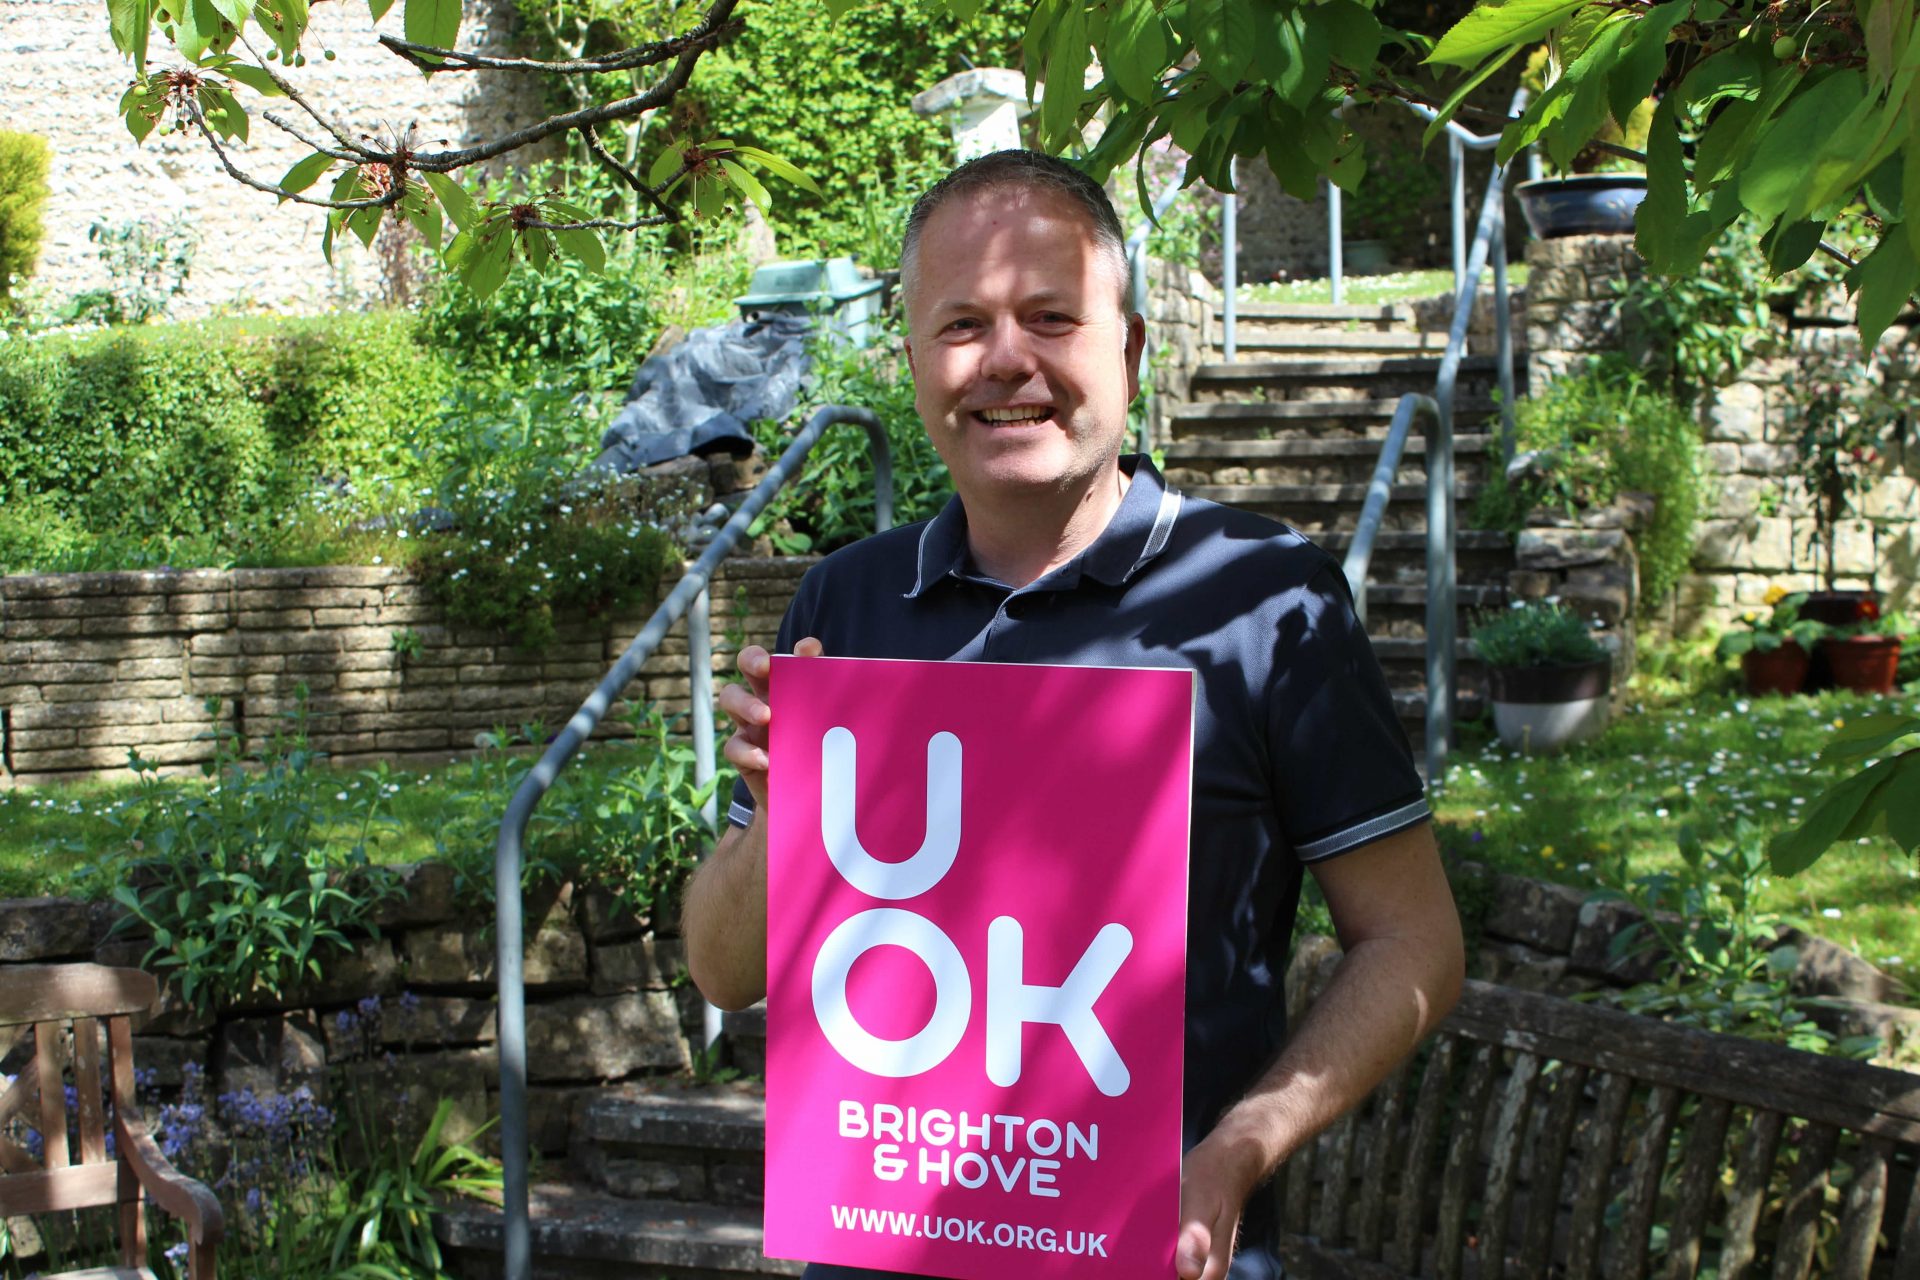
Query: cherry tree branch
377 18 741 76
189 102 401 210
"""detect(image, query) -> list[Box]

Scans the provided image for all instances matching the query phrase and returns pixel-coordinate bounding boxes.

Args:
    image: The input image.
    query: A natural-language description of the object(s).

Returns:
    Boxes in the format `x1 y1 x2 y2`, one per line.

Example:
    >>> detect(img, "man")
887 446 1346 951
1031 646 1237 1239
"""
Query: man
683 150 1464 1280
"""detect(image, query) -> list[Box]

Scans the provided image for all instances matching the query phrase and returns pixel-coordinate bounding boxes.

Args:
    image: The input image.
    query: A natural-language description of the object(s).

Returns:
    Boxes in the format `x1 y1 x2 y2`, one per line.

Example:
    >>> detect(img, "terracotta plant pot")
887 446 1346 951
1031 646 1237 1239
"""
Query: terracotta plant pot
1487 659 1613 754
1742 642 1810 696
1800 592 1881 691
1821 636 1903 695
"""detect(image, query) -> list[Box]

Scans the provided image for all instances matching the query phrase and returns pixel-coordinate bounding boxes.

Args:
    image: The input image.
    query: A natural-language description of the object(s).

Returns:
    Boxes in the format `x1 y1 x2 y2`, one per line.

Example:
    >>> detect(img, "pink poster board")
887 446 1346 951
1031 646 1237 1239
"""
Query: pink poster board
764 655 1193 1280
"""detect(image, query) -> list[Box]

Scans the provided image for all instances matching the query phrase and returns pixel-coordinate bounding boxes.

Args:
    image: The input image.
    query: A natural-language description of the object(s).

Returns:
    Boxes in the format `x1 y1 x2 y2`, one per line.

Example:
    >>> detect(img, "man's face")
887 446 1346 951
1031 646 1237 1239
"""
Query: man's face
904 186 1145 503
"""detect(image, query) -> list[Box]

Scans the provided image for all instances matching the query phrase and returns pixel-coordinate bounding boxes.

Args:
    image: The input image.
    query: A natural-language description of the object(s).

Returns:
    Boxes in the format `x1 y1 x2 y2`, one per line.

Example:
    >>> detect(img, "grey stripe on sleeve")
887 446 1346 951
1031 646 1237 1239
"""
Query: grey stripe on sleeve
1294 797 1430 862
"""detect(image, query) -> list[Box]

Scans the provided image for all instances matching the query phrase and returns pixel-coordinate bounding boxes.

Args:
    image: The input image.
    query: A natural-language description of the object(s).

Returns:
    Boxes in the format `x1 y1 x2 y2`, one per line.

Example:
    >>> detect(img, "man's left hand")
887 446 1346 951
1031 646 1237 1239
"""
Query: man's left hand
1176 1129 1264 1280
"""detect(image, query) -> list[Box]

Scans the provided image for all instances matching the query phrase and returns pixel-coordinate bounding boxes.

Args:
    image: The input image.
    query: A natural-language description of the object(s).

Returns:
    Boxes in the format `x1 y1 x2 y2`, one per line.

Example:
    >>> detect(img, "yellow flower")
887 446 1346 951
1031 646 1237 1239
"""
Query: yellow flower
1764 584 1788 605
1833 718 1846 729
1542 845 1556 858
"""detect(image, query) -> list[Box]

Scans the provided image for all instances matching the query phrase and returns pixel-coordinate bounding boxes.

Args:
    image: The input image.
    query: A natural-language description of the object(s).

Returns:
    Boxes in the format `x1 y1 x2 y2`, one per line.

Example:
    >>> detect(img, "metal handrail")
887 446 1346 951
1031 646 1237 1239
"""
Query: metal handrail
1342 393 1439 625
1126 177 1191 452
492 405 891 1280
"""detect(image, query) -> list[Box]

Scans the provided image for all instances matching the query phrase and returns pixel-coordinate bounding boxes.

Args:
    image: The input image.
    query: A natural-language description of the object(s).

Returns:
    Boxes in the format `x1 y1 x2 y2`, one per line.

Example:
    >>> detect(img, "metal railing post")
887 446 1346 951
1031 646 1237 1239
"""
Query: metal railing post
494 406 890 1280
1328 179 1344 306
1493 196 1515 459
1222 169 1239 363
1450 134 1467 297
688 584 721 1050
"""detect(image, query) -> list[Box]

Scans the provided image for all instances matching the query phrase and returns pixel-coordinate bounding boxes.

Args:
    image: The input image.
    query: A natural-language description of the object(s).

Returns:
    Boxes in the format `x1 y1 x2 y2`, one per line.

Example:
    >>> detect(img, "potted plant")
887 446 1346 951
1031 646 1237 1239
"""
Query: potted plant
1472 600 1613 754
1821 608 1909 696
1513 48 1653 239
1715 590 1829 695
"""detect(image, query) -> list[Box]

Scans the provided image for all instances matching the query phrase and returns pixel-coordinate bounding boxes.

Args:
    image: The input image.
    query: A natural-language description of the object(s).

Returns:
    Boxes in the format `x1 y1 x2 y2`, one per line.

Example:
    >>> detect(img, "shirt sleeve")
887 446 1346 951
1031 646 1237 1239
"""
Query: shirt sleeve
1266 559 1430 863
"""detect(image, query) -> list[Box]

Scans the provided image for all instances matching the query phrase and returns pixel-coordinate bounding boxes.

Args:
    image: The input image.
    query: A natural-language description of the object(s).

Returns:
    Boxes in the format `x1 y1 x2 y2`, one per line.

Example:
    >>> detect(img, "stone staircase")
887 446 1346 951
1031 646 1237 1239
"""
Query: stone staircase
1162 300 1523 738
434 301 1524 1279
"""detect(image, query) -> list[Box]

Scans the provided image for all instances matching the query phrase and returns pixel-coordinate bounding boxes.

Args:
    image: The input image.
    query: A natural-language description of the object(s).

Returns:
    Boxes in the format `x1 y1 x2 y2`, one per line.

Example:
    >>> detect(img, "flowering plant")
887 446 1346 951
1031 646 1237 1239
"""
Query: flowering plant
1779 348 1911 587
1831 608 1910 641
1715 589 1830 658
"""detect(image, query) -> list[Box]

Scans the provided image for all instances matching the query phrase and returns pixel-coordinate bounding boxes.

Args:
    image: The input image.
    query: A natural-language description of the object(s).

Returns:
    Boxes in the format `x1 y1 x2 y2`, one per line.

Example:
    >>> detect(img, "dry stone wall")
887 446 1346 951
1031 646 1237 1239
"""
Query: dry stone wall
0 556 811 785
0 869 693 1156
1523 234 1920 631
5 0 544 314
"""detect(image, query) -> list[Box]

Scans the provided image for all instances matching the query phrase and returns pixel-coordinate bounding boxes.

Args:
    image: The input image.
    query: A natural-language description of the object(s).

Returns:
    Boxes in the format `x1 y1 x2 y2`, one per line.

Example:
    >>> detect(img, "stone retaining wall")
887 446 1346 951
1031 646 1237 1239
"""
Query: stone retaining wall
1524 234 1920 631
0 868 692 1155
0 555 813 786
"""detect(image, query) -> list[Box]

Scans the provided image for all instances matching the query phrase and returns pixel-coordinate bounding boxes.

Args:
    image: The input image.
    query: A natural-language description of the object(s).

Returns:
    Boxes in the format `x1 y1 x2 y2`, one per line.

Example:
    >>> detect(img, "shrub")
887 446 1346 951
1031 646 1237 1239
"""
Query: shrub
0 314 453 572
749 323 953 554
1475 359 1706 613
1470 600 1608 668
0 132 50 302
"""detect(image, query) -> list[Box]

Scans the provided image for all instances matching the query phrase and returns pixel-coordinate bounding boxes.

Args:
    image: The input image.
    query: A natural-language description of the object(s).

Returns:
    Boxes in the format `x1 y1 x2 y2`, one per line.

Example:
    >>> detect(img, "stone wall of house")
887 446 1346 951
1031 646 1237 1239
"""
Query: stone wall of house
6 0 546 314
0 870 691 1155
0 553 811 786
1523 234 1920 632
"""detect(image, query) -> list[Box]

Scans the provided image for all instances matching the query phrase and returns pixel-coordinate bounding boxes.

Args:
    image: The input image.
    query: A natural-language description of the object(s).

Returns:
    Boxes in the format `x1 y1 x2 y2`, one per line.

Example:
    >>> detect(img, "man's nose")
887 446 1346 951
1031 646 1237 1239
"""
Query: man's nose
977 318 1037 381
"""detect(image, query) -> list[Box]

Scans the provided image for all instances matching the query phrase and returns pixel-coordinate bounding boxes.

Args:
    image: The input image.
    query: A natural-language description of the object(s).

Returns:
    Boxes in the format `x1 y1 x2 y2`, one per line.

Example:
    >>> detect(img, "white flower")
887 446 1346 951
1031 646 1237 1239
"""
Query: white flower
1822 907 1843 919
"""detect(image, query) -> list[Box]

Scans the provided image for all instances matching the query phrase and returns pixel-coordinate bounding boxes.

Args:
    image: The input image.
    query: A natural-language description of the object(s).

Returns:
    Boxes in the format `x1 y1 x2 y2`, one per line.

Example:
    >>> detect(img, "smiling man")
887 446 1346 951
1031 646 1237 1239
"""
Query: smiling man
683 150 1464 1280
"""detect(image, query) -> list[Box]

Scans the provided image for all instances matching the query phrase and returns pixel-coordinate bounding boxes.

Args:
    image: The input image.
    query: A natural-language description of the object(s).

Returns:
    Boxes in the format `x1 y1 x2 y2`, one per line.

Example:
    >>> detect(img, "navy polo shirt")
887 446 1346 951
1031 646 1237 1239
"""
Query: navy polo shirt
731 455 1428 1272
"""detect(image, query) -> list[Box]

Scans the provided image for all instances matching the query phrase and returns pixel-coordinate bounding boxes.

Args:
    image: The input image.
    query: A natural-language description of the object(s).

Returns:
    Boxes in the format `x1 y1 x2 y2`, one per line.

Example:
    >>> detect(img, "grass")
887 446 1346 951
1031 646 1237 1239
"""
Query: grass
0 732 693 901
1432 683 1920 988
1239 263 1530 307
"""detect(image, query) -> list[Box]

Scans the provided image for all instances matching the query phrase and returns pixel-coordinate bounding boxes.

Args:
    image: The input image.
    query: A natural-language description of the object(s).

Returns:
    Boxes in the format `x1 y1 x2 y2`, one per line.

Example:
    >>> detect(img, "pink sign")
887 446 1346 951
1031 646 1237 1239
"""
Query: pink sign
764 655 1193 1280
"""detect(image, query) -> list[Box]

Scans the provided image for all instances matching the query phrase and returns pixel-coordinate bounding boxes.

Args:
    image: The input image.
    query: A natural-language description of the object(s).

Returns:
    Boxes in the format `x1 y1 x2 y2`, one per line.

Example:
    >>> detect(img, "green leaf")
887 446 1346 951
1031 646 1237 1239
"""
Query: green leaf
1738 70 1865 222
198 83 249 141
171 0 225 62
1187 0 1255 85
1428 0 1589 68
1107 0 1170 101
729 145 821 194
1769 756 1900 875
1040 1 1091 147
647 142 686 190
1763 217 1824 274
461 226 514 297
277 150 333 200
1022 0 1063 100
1847 224 1920 347
1427 45 1524 145
403 0 460 65
252 0 308 56
553 226 606 271
222 62 286 96
720 158 772 212
1635 97 1713 272
1818 714 1920 763
1606 0 1686 127
1545 14 1634 171
1881 752 1920 852
404 181 443 250
1318 0 1383 72
1693 97 1759 187
1908 106 1920 262
109 0 153 72
369 0 395 18
208 0 250 27
1270 10 1331 112
520 225 553 273
422 170 478 232
823 0 858 16
120 81 161 143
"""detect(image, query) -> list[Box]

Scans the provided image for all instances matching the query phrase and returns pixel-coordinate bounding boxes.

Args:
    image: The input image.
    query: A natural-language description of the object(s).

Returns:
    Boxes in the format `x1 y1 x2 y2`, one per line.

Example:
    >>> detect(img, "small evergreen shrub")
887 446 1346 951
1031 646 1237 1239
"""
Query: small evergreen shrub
1470 600 1608 669
0 132 50 302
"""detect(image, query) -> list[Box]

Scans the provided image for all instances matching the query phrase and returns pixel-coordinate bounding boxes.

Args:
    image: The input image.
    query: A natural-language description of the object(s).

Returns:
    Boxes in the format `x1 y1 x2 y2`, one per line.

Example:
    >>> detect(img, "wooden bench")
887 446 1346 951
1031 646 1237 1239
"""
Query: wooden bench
0 964 222 1280
1276 956 1920 1279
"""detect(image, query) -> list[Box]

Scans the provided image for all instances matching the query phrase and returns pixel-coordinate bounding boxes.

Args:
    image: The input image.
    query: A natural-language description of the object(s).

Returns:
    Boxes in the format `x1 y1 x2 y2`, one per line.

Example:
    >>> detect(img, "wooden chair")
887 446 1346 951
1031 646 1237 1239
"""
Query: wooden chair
0 964 222 1279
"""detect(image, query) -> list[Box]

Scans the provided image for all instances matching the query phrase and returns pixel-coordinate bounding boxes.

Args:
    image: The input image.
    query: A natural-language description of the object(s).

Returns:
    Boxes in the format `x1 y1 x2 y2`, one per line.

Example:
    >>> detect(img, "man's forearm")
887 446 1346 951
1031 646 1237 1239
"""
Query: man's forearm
683 815 771 1010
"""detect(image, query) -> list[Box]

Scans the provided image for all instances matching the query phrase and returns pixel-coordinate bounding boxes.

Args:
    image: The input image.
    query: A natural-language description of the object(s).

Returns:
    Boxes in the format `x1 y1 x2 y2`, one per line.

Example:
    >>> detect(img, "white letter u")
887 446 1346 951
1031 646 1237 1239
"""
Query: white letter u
821 725 962 900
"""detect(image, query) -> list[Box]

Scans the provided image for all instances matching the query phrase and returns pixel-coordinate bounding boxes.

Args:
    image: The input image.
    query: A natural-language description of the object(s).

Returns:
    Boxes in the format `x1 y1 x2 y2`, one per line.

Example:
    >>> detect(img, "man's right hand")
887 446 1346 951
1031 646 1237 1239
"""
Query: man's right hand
717 636 825 810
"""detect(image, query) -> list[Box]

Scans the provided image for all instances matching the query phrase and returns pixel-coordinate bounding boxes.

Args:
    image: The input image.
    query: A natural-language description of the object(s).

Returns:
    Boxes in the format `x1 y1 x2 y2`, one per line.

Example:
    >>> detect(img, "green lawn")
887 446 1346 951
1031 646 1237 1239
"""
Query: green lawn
1432 685 1920 987
1239 263 1530 308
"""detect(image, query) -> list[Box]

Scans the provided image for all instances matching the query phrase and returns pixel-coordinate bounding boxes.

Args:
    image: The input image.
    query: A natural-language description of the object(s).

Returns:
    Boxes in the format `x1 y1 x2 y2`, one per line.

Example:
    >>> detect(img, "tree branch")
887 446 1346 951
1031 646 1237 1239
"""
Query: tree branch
261 110 362 162
582 123 677 222
521 215 672 230
409 0 742 171
189 102 401 211
377 18 742 76
238 31 382 161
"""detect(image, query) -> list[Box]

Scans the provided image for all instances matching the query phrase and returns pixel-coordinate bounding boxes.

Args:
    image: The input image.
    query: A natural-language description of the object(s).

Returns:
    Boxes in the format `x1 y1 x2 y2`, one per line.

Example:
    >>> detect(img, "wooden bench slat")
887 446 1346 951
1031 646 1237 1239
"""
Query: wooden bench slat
35 1021 69 1170
0 1160 119 1215
74 1017 107 1166
108 1017 148 1267
1435 1042 1499 1280
1566 1071 1634 1280
1617 1083 1682 1280
0 967 157 1027
1478 1050 1540 1280
1662 1094 1733 1280
1770 1123 1841 1280
1833 1135 1892 1280
1313 1109 1358 1245
1720 1109 1785 1280
1391 1036 1457 1274
1446 982 1920 1144
1520 1062 1588 1278
1352 1059 1408 1261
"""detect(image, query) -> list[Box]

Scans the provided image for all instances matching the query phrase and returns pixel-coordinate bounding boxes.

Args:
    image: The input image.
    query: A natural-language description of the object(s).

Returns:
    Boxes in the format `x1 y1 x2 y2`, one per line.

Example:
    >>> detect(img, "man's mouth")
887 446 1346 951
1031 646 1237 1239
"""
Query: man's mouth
973 405 1054 425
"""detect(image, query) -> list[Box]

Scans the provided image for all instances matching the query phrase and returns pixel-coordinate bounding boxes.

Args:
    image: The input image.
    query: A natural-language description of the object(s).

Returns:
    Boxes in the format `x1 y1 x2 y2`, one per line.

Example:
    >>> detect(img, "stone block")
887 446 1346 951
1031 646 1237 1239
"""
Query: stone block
1695 518 1792 572
592 937 684 993
130 1035 210 1089
370 861 458 929
1704 382 1766 442
1559 563 1636 626
0 897 95 960
1483 875 1589 954
1862 476 1920 521
1704 443 1744 475
525 991 688 1080
1739 444 1798 475
1515 528 1627 572
377 729 450 751
1568 898 1665 985
1503 570 1555 601
1780 929 1909 1005
279 938 400 1007
216 1011 328 1097
335 1048 493 1149
578 889 649 943
405 917 587 989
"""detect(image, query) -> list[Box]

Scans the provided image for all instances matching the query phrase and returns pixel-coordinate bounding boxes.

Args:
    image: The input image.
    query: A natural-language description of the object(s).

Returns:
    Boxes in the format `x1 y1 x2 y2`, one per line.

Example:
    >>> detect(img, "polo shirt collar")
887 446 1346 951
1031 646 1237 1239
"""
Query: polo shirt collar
903 454 1183 598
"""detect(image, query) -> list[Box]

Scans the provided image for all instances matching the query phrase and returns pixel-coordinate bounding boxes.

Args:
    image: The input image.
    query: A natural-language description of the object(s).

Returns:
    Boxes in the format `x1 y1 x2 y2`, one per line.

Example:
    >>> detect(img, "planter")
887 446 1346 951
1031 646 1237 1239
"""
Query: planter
1742 642 1811 696
1514 175 1648 239
1488 659 1613 754
1821 636 1903 695
1799 590 1880 627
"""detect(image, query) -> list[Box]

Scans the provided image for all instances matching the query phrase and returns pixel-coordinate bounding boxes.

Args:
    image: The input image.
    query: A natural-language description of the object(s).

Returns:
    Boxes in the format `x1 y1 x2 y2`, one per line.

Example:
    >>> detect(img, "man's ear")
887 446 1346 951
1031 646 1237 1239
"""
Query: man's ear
903 334 917 380
1123 312 1147 402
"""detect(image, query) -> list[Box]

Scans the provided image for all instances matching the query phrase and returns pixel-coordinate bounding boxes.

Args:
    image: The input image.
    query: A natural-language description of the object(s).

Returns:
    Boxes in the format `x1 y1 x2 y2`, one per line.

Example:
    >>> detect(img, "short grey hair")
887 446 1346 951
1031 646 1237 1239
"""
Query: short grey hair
898 149 1132 313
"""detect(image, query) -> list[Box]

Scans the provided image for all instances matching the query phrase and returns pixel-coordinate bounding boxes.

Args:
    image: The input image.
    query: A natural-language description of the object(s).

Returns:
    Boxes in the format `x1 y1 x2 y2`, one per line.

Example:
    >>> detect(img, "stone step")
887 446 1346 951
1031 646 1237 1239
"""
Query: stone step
1168 397 1504 441
1165 437 1496 462
1189 356 1511 405
1214 302 1416 327
725 1004 768 1077
1177 482 1491 534
1218 330 1452 355
575 1080 767 1206
436 1180 798 1279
